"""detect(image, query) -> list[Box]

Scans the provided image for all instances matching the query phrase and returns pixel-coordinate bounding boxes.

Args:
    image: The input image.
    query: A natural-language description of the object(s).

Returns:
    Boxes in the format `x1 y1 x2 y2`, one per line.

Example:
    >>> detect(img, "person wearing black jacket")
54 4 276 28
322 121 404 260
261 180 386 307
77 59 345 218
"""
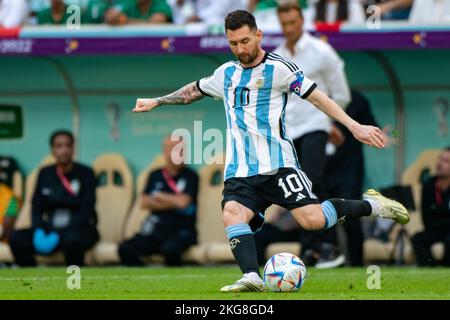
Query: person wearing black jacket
324 89 386 266
9 130 99 266
412 147 450 266
118 136 199 266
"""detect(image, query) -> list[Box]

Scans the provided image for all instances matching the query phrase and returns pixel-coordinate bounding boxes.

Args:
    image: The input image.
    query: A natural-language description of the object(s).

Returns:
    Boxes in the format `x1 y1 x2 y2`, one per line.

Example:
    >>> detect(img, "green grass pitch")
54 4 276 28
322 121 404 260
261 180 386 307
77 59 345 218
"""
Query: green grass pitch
0 266 449 300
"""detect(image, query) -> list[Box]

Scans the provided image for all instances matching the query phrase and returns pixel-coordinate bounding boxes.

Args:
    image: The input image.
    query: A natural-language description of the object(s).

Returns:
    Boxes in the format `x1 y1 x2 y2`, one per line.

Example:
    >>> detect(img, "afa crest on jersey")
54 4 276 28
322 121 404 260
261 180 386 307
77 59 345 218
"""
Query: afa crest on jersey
255 78 265 88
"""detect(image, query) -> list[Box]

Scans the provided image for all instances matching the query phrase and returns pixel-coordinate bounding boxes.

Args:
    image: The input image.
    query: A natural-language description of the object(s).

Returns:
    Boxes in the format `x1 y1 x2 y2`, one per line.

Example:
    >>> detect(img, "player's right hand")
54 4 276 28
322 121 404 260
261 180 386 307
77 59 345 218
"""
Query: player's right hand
133 98 159 113
329 124 345 147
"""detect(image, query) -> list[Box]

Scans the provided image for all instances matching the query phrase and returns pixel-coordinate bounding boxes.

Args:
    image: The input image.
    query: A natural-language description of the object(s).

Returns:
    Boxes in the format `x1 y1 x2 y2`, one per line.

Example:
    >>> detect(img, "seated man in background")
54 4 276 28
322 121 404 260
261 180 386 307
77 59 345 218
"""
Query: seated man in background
118 136 198 266
9 130 99 267
412 147 450 266
105 0 172 25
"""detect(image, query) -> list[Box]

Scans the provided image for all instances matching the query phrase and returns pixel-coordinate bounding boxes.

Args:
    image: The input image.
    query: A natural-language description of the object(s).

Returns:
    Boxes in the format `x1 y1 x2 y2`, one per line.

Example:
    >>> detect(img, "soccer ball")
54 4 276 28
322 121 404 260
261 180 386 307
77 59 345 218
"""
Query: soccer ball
263 252 307 292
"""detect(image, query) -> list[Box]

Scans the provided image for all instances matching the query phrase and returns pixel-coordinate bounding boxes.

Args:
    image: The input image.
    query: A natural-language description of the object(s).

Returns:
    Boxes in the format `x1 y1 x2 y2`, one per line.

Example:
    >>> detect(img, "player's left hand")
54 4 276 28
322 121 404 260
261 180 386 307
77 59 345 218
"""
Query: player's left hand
351 124 385 149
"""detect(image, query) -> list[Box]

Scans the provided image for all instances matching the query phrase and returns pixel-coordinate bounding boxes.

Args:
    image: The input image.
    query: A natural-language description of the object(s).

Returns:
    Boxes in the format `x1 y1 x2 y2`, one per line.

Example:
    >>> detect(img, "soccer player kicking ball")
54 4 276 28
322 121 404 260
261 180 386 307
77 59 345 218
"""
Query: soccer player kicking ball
132 10 409 292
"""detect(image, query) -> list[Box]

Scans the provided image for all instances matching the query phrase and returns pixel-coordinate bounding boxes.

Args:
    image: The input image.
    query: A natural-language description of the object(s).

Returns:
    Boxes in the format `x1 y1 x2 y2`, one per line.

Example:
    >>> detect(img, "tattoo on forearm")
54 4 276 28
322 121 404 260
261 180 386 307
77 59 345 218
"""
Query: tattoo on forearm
155 82 204 106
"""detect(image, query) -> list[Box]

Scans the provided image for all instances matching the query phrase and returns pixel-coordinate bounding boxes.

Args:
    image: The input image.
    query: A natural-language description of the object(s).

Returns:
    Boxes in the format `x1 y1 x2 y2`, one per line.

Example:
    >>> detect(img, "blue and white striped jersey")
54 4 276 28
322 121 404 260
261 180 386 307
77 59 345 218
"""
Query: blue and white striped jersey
197 52 317 181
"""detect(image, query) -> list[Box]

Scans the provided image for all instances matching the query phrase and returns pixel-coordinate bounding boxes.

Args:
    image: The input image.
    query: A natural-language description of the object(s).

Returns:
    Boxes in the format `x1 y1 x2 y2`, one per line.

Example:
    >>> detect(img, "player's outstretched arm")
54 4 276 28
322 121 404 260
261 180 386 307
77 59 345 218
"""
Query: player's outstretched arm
132 81 204 113
306 88 385 149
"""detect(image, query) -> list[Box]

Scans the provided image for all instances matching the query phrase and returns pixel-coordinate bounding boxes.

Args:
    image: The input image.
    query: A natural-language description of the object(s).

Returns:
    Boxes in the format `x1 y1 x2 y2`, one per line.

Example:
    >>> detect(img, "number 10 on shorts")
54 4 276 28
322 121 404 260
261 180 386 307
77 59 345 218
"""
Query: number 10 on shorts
278 173 306 199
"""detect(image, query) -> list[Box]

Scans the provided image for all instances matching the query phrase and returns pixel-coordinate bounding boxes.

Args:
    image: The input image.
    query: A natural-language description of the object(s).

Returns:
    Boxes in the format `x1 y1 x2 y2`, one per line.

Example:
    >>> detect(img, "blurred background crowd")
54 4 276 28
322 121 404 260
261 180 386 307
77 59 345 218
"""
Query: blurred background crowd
1 0 450 30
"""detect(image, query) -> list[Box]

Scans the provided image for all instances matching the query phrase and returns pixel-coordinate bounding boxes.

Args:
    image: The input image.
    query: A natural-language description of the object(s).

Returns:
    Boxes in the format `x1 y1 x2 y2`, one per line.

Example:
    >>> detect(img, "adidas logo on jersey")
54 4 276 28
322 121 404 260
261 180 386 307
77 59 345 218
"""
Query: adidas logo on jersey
296 193 306 202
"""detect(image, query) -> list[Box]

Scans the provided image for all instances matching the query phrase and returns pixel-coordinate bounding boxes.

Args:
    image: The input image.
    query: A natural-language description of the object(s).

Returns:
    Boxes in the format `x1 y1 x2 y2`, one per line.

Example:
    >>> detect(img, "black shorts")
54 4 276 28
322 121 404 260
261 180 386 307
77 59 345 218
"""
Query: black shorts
221 167 320 233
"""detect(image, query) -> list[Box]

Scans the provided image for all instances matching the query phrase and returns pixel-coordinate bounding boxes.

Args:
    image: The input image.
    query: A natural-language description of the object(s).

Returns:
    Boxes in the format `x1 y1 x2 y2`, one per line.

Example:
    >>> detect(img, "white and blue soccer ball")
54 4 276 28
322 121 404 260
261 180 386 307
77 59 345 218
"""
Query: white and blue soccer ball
263 252 307 292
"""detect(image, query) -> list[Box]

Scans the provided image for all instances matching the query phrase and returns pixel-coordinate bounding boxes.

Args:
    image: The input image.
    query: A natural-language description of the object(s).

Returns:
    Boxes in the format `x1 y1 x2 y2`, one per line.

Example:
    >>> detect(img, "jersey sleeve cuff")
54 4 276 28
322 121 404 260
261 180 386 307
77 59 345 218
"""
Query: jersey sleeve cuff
301 83 317 99
196 80 212 97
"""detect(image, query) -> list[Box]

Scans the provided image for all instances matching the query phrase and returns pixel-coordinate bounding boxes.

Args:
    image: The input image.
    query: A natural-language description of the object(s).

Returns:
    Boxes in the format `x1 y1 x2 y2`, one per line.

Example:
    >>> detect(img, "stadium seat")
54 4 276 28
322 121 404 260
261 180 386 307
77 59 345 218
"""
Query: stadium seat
401 149 443 262
197 154 229 263
363 149 443 264
91 153 134 265
123 154 165 240
12 170 23 202
363 222 411 264
14 155 55 231
0 242 13 263
402 149 441 213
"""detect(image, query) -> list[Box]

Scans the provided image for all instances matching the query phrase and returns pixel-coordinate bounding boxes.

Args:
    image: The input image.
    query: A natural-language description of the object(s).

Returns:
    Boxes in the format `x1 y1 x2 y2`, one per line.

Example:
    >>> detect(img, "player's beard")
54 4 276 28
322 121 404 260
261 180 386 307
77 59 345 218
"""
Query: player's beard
237 47 259 65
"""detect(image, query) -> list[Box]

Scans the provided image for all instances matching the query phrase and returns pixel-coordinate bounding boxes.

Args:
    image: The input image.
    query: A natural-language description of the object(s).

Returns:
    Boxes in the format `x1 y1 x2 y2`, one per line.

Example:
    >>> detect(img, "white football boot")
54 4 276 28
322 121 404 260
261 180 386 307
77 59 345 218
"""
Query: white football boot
363 189 410 225
220 272 266 293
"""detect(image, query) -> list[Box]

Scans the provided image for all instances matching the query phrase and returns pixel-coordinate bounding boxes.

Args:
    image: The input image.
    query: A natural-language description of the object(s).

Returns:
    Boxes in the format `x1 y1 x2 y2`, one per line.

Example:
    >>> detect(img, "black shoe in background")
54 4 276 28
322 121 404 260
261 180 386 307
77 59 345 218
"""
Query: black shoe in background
315 242 346 269
301 249 319 267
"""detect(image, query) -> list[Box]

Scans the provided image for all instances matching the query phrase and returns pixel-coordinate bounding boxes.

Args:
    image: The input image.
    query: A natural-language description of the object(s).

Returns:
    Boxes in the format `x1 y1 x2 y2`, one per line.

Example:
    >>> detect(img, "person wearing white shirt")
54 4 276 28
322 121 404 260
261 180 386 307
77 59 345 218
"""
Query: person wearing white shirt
274 2 351 198
409 0 450 23
0 0 29 28
273 2 351 268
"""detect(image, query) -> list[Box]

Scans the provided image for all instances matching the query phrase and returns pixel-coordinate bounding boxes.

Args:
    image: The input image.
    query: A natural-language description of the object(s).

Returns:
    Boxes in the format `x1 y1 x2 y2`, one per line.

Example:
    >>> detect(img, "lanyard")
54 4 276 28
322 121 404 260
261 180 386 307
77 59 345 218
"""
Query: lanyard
435 180 443 206
56 166 76 196
162 168 181 195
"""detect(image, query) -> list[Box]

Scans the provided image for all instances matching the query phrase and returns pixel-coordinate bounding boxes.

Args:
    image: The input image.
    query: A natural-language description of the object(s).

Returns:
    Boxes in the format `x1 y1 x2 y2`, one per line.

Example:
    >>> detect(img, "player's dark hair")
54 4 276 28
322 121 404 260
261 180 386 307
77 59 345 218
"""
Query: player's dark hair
277 1 303 17
224 10 258 32
50 130 74 147
445 146 450 151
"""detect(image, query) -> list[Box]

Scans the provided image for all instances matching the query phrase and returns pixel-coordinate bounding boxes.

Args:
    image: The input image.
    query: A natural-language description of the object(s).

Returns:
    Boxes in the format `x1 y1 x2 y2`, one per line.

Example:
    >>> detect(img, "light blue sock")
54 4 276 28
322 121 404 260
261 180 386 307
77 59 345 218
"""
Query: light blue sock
225 223 253 240
321 200 338 229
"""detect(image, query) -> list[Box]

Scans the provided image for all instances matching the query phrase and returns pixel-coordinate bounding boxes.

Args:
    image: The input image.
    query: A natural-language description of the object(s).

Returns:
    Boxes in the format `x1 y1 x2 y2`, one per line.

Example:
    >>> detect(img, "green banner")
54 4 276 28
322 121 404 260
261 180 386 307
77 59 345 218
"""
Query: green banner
0 105 23 139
